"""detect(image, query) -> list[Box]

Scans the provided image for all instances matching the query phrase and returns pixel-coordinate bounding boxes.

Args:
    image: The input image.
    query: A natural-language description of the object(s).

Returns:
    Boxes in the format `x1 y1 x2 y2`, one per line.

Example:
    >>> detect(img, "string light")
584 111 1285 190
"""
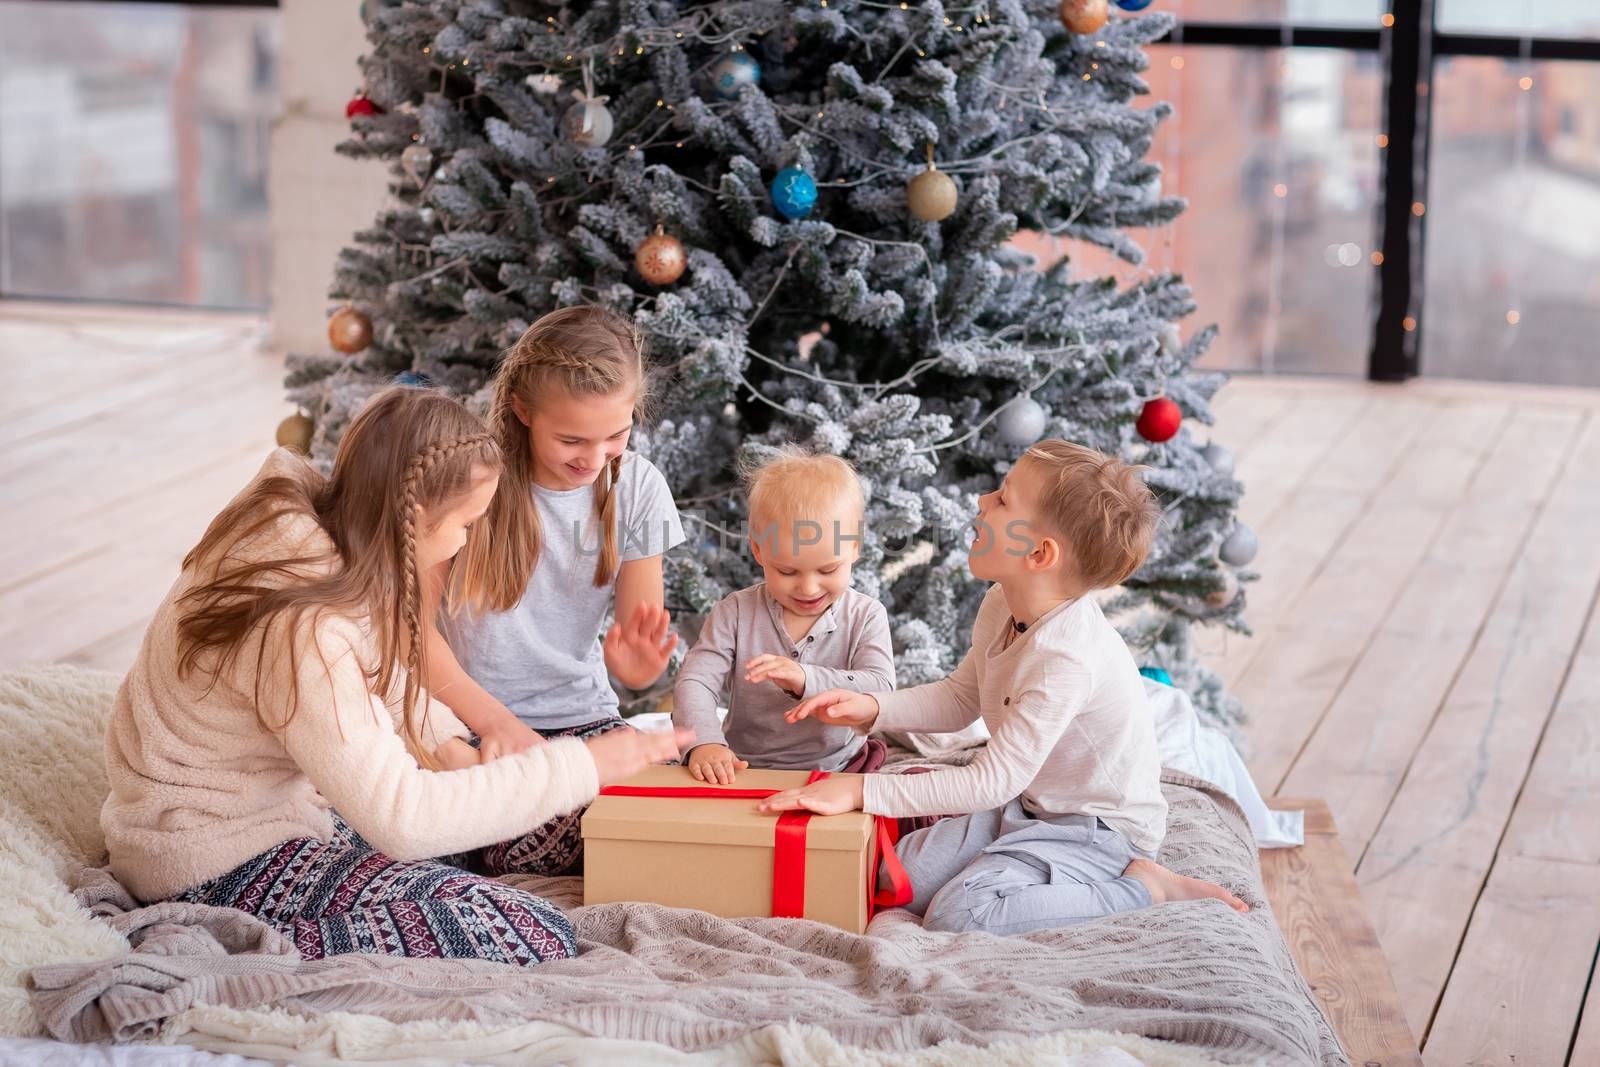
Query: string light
1518 75 1533 90
1402 316 1417 331
1170 55 1184 69
1411 201 1426 216
1273 183 1288 198
1506 310 1521 325
1371 251 1384 266
1381 13 1395 27
1376 133 1389 148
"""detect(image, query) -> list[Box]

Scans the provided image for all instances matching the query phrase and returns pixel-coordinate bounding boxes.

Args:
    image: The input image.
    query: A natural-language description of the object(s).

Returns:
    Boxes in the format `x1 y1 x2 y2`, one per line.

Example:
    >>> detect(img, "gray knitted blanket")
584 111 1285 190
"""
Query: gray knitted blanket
29 773 1345 1066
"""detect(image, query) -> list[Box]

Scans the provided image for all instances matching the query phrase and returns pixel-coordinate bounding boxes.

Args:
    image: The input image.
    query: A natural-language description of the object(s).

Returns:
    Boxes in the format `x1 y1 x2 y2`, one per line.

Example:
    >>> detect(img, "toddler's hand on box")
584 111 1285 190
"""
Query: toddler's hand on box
687 743 749 785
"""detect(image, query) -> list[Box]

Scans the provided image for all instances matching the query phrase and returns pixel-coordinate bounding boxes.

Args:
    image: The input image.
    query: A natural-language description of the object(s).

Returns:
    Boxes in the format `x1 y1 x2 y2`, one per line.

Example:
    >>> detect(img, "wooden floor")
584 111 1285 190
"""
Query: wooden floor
4 300 1599 1065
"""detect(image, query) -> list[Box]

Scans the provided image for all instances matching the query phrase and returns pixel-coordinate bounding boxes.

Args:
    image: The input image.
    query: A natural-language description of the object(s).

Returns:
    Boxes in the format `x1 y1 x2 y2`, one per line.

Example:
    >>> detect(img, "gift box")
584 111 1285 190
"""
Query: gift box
581 765 909 933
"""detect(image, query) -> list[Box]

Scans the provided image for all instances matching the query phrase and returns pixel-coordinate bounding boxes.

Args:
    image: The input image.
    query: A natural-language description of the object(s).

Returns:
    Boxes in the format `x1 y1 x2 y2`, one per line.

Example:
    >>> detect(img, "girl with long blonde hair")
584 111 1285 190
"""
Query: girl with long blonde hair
102 386 686 965
427 305 685 877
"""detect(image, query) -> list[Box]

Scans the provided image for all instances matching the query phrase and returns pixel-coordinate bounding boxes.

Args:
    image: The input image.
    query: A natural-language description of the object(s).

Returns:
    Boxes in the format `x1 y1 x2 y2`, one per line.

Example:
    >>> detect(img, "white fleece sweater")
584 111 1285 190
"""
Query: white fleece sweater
101 449 600 902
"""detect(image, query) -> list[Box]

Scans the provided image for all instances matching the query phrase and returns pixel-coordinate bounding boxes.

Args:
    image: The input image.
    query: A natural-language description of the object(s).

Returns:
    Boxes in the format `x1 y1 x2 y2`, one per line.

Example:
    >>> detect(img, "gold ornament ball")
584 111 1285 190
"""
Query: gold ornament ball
1204 570 1240 609
276 413 314 454
1060 0 1109 35
635 231 687 286
328 306 373 354
907 167 958 222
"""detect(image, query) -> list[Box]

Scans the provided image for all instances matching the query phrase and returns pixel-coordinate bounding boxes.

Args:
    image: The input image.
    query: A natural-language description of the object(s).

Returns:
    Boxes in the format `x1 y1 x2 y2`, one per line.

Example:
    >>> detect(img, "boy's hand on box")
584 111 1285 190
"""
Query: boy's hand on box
758 775 864 816
744 654 806 697
687 743 749 785
785 689 880 729
478 719 545 761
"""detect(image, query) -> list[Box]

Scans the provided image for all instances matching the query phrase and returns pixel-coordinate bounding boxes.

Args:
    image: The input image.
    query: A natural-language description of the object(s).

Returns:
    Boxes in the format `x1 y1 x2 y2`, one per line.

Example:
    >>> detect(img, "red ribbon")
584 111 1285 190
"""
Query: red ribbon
598 770 913 922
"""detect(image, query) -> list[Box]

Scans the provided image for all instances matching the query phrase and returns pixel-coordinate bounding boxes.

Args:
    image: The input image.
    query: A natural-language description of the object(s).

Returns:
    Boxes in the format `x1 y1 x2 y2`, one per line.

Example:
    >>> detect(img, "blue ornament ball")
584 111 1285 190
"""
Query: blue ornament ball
1115 0 1156 9
770 166 818 220
712 52 761 100
1139 666 1174 686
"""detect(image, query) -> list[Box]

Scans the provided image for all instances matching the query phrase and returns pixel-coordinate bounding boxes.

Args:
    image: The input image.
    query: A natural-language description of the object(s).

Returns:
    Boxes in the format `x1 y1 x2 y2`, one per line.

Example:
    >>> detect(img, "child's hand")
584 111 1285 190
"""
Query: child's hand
478 719 544 762
604 603 679 689
687 743 749 785
758 774 865 816
785 689 881 729
433 737 480 771
586 726 697 788
744 654 806 698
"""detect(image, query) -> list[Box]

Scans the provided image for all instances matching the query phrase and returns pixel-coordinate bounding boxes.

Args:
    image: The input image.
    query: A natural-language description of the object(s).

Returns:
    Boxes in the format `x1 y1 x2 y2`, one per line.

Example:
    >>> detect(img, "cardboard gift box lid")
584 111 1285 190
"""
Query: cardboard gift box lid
581 765 873 851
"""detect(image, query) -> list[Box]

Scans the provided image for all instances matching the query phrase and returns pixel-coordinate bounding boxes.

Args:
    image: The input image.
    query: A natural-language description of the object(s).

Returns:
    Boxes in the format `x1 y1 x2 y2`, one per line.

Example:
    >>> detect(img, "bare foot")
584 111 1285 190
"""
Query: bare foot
1124 858 1249 913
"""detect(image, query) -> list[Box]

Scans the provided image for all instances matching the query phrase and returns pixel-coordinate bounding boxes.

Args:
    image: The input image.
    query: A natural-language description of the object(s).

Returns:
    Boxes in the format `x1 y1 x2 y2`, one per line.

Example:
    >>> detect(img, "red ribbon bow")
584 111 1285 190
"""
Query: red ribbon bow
598 770 913 921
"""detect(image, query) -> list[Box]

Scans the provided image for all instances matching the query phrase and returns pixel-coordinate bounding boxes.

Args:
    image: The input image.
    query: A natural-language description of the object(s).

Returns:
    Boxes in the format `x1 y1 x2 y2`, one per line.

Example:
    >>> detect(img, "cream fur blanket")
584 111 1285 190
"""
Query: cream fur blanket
0 665 1262 1067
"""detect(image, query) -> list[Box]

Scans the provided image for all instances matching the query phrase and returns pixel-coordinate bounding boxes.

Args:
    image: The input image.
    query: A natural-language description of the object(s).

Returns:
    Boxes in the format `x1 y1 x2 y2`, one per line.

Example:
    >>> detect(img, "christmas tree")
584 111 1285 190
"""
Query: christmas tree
286 0 1254 728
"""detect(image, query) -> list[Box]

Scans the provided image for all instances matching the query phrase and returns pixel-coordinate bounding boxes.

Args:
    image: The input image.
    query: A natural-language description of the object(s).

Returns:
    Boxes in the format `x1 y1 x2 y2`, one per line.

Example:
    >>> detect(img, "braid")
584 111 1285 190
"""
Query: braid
397 432 495 770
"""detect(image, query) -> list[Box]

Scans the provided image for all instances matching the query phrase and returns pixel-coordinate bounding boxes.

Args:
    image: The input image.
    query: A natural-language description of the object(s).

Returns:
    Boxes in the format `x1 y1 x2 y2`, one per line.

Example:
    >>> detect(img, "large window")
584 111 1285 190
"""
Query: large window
1143 45 1384 375
0 1 277 308
1151 1 1600 385
1424 57 1600 386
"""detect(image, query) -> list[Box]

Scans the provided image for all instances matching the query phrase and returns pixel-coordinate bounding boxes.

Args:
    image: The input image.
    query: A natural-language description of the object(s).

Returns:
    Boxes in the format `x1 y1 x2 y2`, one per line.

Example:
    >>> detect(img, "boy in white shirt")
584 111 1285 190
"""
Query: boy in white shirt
760 440 1248 934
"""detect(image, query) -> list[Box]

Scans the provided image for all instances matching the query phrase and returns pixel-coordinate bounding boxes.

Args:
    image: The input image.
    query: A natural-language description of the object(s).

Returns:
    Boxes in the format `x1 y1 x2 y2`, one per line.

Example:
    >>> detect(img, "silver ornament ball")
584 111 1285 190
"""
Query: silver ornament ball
1219 523 1258 567
1199 441 1236 478
562 99 613 148
996 397 1047 447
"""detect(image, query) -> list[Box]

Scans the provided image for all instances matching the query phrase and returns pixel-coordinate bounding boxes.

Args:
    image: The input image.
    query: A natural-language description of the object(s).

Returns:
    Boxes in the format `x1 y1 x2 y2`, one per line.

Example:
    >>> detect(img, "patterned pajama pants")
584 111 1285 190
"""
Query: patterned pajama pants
169 813 576 966
479 716 632 877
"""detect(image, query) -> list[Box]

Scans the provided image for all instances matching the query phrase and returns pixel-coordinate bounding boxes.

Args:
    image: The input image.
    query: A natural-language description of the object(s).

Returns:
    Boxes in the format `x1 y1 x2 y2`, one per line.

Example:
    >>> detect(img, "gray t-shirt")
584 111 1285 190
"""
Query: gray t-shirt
443 452 685 730
672 583 896 771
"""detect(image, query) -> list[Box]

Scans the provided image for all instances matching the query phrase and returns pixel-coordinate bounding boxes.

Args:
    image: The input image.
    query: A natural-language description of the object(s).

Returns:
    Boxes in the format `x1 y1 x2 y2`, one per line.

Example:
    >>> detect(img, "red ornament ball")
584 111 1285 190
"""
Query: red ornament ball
1136 396 1182 442
346 94 383 119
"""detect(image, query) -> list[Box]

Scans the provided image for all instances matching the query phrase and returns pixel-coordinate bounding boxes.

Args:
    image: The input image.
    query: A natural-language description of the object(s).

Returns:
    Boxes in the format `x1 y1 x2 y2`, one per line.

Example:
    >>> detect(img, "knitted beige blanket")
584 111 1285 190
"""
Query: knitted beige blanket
29 772 1343 1066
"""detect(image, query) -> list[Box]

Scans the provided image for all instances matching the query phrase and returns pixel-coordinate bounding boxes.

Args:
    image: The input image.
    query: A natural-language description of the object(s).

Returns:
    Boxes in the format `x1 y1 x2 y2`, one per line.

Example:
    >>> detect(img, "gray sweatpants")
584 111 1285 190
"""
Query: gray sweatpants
891 798 1155 935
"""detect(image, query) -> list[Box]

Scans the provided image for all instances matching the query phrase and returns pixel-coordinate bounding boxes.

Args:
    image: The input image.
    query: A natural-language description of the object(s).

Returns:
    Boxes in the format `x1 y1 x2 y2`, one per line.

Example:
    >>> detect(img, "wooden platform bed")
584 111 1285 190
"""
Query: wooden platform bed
1263 798 1423 1067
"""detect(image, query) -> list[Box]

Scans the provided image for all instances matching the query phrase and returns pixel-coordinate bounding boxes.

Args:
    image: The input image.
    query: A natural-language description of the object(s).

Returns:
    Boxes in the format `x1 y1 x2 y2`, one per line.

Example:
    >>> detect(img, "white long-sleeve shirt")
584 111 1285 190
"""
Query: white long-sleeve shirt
862 584 1167 854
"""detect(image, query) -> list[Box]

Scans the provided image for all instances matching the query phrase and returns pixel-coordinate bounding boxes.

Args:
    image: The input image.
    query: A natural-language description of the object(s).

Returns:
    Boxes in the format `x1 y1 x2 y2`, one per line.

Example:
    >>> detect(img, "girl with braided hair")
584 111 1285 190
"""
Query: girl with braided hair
431 305 686 877
101 386 688 965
